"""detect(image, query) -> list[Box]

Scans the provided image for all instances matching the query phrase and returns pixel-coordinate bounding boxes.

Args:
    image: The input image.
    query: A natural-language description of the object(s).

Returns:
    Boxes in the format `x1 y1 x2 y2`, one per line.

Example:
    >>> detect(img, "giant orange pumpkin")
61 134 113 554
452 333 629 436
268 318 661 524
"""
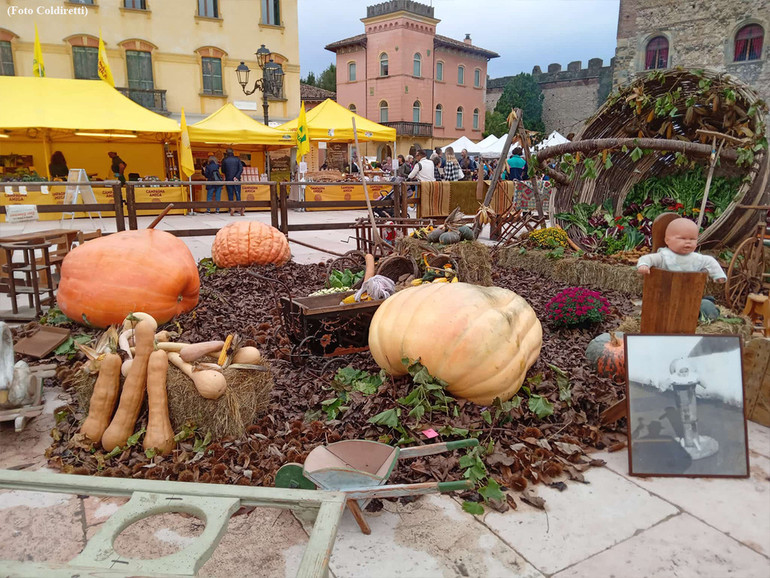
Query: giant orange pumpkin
211 221 291 267
57 230 200 328
368 282 542 406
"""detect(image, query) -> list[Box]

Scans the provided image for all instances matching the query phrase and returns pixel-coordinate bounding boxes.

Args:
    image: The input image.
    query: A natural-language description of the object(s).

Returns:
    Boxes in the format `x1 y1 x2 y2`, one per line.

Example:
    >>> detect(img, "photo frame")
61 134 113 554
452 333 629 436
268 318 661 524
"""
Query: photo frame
625 334 749 478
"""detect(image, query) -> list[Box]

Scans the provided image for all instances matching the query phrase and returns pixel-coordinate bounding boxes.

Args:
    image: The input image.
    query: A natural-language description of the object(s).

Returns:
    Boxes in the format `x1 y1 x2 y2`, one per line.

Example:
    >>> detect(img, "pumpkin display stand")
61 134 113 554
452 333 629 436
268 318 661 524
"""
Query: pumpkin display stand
396 237 492 286
71 361 273 440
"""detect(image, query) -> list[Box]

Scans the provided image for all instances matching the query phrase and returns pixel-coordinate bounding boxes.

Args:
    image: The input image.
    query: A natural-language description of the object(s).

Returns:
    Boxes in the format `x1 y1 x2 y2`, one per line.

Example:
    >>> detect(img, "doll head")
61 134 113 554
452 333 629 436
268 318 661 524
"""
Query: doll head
664 218 699 255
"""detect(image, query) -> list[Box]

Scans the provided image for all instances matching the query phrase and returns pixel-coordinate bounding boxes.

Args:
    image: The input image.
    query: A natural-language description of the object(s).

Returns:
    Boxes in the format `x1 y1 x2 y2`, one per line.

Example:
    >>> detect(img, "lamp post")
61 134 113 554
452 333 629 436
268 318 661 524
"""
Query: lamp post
235 44 285 126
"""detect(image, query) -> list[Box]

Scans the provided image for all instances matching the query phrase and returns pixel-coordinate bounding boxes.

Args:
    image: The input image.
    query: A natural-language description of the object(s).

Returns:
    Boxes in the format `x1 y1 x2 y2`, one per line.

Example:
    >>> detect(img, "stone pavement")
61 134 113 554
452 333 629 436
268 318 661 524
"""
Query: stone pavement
1 212 769 577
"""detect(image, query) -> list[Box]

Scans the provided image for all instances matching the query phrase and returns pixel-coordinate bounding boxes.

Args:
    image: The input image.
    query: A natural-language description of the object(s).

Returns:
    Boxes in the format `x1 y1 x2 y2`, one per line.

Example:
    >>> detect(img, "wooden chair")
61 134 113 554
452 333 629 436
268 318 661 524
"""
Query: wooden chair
76 229 103 245
0 240 58 321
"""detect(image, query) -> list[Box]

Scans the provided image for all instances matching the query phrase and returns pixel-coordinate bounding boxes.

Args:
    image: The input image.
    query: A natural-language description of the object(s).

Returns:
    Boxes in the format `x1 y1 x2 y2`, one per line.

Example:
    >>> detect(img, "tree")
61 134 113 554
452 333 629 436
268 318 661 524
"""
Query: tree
302 71 317 86
317 64 337 93
493 73 545 134
484 111 509 138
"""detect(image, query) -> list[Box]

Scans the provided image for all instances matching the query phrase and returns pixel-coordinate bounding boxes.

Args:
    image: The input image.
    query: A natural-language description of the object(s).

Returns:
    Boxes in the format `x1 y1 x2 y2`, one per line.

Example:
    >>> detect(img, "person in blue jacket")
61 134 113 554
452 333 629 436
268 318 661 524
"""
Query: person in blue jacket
221 148 244 216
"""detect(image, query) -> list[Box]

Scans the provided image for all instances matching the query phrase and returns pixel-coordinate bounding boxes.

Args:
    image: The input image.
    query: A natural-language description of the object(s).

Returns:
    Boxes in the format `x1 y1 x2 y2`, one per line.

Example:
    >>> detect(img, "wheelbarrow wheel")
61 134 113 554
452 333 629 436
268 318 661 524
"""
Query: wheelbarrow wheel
275 463 317 490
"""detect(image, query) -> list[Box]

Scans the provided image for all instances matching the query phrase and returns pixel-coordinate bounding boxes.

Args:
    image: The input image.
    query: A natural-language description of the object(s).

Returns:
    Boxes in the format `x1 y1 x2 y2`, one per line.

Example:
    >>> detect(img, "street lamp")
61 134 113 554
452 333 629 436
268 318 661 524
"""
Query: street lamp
235 44 285 126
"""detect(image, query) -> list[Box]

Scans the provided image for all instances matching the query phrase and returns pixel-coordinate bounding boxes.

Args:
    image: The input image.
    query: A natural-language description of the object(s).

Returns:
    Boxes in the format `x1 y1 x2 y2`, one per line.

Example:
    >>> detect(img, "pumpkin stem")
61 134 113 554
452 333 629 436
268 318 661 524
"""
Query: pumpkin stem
609 332 621 346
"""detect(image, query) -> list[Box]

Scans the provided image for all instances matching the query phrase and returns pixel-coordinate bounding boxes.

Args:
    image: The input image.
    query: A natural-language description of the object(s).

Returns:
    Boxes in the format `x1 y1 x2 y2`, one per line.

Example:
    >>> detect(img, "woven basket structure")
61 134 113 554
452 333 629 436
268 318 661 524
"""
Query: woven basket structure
543 69 768 250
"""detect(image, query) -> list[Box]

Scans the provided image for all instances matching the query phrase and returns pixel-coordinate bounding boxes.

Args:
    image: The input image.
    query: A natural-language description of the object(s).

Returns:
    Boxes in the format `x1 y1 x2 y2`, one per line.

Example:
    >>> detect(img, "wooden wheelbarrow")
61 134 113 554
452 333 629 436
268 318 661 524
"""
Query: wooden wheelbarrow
275 438 478 534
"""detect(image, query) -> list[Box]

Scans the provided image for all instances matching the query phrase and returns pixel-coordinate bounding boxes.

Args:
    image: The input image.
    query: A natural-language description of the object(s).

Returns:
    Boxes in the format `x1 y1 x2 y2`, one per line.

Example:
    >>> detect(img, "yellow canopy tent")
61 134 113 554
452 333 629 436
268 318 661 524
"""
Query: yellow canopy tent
188 103 295 146
0 76 179 180
277 99 396 142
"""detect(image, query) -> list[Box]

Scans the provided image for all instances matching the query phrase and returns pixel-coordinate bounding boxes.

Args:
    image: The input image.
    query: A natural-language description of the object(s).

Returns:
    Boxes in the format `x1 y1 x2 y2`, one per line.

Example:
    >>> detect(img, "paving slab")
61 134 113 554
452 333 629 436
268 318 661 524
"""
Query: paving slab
480 465 678 575
553 512 770 578
596 447 770 558
748 420 770 459
297 494 543 578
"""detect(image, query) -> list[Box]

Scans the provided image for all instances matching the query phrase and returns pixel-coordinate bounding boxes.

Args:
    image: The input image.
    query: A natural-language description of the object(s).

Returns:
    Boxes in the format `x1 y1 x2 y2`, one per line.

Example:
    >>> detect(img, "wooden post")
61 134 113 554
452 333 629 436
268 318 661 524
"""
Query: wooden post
697 136 724 228
640 269 707 334
351 117 385 252
279 182 289 235
392 182 401 218
269 182 279 230
519 128 546 222
124 184 138 231
111 184 125 232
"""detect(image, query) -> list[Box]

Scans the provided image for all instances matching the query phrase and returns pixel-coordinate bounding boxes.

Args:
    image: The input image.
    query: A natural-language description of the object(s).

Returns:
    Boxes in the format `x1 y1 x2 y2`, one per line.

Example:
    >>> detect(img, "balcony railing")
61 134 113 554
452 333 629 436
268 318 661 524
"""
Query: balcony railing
380 121 433 137
117 87 169 115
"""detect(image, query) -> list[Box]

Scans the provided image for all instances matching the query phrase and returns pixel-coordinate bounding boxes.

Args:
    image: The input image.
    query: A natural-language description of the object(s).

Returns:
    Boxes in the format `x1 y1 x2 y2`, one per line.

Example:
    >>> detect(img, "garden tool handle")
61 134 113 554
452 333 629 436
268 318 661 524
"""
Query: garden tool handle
437 480 474 493
445 439 479 451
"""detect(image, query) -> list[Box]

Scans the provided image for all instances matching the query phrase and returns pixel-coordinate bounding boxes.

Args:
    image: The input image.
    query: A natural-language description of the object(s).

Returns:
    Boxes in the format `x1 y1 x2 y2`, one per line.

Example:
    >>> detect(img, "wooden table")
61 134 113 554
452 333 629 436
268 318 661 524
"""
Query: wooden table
0 228 80 291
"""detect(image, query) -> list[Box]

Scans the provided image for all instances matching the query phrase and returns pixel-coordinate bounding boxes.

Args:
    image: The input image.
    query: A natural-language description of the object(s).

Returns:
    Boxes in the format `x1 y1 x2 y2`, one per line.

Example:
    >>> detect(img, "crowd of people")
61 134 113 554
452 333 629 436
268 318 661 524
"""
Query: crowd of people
390 146 531 183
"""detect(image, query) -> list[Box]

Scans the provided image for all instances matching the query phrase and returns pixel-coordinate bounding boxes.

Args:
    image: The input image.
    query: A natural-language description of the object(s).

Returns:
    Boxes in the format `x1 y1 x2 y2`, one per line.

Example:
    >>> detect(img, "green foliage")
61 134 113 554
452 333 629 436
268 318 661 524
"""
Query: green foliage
39 306 70 326
302 71 317 86
54 334 92 357
462 501 485 515
328 269 364 289
333 366 385 395
527 395 555 419
484 110 509 138
317 64 337 93
320 394 350 420
198 258 220 277
493 73 545 133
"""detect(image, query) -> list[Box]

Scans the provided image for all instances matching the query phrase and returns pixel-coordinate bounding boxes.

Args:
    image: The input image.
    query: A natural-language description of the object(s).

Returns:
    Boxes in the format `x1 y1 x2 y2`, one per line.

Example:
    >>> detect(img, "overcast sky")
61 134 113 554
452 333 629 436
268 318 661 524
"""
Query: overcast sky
298 0 621 80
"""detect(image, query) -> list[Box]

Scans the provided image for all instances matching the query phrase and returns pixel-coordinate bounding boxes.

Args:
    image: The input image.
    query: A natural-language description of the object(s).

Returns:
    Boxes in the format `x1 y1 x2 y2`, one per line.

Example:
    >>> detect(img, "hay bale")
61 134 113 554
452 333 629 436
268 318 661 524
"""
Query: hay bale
73 362 273 440
615 306 753 340
395 237 492 286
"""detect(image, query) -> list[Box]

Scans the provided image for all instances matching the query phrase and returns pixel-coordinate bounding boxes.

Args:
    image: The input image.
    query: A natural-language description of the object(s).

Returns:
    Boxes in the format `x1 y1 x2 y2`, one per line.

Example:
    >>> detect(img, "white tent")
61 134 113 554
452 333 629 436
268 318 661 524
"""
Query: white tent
443 135 483 155
475 134 500 149
534 130 570 151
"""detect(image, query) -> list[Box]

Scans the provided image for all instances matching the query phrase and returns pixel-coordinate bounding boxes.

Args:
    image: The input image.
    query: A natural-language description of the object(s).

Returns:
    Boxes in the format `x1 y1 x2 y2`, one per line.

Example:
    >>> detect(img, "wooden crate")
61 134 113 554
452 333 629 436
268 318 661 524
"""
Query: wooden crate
743 338 770 426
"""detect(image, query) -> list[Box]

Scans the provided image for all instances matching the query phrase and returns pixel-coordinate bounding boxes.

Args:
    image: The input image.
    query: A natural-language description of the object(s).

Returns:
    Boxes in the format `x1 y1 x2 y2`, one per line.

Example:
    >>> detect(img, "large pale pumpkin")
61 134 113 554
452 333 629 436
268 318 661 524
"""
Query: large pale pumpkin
57 230 200 328
211 222 290 267
368 282 542 405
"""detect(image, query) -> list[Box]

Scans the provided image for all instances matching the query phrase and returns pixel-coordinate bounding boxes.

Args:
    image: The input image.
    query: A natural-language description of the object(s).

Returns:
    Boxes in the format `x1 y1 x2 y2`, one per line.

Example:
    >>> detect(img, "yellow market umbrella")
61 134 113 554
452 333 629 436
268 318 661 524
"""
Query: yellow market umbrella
188 103 295 146
277 99 396 142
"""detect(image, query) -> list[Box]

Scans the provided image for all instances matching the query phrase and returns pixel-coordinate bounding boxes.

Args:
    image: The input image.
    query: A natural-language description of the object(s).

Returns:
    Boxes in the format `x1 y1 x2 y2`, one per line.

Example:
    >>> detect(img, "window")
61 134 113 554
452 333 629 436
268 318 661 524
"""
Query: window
261 0 281 26
456 106 463 128
473 108 479 130
436 61 443 81
0 41 15 76
348 104 356 114
458 65 465 84
734 24 764 61
348 61 356 82
379 52 388 76
413 53 421 77
73 46 98 79
123 0 146 8
126 50 153 90
69 0 94 4
202 57 223 95
435 104 443 127
474 68 481 88
198 0 218 18
645 36 669 69
379 100 388 123
413 101 421 123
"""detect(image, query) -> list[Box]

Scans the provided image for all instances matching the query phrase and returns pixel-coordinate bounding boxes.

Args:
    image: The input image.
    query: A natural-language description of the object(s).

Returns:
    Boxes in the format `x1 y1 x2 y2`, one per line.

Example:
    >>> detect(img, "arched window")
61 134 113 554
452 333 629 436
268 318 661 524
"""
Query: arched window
474 68 481 88
379 100 389 123
473 108 479 130
348 61 356 82
379 52 388 76
458 65 465 84
413 53 421 77
645 36 669 69
436 61 443 81
734 24 764 61
413 100 421 123
348 104 357 114
456 106 463 128
435 104 443 127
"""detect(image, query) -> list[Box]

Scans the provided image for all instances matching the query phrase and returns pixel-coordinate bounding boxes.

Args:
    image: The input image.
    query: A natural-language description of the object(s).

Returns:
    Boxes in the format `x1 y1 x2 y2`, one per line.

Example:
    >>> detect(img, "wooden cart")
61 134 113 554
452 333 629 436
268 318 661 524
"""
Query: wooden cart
725 207 770 311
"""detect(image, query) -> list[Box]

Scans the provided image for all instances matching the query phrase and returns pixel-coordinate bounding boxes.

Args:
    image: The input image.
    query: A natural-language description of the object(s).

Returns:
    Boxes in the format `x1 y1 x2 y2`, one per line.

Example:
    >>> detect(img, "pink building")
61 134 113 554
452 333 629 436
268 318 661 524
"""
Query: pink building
325 0 498 159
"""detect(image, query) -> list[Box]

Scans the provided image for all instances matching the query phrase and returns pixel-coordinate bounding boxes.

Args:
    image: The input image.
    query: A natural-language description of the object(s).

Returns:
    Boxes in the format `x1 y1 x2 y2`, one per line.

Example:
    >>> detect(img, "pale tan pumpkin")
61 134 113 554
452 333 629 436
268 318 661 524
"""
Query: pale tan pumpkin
368 282 542 406
211 222 290 268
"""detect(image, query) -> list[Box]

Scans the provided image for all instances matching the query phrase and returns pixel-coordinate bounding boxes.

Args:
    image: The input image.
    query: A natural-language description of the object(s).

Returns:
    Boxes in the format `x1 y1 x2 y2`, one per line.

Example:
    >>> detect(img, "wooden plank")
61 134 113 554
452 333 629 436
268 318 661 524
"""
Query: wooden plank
297 497 346 578
743 338 770 426
0 560 189 577
641 269 707 334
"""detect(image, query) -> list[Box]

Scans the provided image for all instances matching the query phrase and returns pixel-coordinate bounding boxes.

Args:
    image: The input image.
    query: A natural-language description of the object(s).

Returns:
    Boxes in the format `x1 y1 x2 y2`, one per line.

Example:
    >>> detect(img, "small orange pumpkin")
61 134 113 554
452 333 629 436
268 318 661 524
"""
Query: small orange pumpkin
57 230 200 328
211 222 291 268
595 332 626 383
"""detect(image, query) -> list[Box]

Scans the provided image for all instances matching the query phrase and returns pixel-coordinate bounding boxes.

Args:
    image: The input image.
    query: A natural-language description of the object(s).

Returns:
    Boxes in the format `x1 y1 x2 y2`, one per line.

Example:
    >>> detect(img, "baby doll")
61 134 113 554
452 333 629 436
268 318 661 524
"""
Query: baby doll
636 218 726 283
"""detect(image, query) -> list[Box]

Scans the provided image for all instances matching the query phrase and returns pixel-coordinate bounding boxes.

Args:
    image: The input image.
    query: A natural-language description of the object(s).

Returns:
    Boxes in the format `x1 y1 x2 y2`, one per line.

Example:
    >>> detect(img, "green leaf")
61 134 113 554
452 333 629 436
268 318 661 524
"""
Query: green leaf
144 448 157 459
438 425 469 437
478 478 505 502
193 431 212 453
104 445 122 459
408 404 425 421
459 455 477 469
368 408 401 428
411 366 434 385
481 410 492 425
528 395 554 419
630 147 644 162
53 337 74 355
526 374 543 388
174 423 196 443
126 427 146 447
462 501 485 515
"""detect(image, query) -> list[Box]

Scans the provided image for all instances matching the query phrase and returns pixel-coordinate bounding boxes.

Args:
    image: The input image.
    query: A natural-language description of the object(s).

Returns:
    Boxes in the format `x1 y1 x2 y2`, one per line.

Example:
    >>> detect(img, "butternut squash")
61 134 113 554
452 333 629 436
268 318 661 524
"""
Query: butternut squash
156 342 187 353
121 358 133 378
364 253 375 281
142 349 175 455
179 340 225 363
80 352 122 443
168 352 227 400
232 346 262 365
101 318 156 451
122 312 158 333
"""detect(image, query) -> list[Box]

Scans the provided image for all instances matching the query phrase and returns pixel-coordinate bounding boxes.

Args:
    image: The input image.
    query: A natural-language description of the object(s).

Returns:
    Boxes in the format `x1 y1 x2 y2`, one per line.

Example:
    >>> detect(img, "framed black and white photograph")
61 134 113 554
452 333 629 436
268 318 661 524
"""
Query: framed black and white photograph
625 334 749 478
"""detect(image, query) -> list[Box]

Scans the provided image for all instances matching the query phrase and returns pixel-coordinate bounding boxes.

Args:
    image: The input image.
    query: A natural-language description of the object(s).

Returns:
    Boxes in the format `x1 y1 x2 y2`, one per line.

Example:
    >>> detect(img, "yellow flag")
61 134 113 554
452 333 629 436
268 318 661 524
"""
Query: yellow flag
32 24 45 77
179 108 195 180
296 101 310 164
98 31 114 87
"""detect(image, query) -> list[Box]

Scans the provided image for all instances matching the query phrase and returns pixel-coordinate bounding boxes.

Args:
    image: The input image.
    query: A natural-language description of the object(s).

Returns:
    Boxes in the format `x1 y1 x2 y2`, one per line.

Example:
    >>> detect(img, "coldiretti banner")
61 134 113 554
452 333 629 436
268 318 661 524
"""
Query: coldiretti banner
305 183 392 211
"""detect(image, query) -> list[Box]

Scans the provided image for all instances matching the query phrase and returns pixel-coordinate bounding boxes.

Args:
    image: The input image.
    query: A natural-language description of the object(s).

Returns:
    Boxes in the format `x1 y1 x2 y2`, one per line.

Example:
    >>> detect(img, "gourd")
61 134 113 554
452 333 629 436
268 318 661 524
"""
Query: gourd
101 318 156 451
57 230 200 328
427 228 443 243
232 346 262 365
439 230 461 245
211 221 291 268
168 352 227 400
80 352 122 443
585 332 625 368
142 349 175 455
179 340 226 363
369 282 542 405
593 332 626 383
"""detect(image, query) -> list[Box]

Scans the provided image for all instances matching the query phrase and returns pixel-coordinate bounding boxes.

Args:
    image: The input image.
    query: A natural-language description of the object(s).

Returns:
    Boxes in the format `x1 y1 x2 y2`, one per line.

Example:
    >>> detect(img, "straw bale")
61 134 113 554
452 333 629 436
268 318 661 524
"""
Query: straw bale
615 306 753 340
395 237 492 285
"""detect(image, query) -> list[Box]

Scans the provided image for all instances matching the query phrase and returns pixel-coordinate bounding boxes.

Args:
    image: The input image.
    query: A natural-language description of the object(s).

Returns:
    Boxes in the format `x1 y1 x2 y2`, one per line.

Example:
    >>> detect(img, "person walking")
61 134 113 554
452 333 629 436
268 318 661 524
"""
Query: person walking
203 155 223 214
221 148 244 216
